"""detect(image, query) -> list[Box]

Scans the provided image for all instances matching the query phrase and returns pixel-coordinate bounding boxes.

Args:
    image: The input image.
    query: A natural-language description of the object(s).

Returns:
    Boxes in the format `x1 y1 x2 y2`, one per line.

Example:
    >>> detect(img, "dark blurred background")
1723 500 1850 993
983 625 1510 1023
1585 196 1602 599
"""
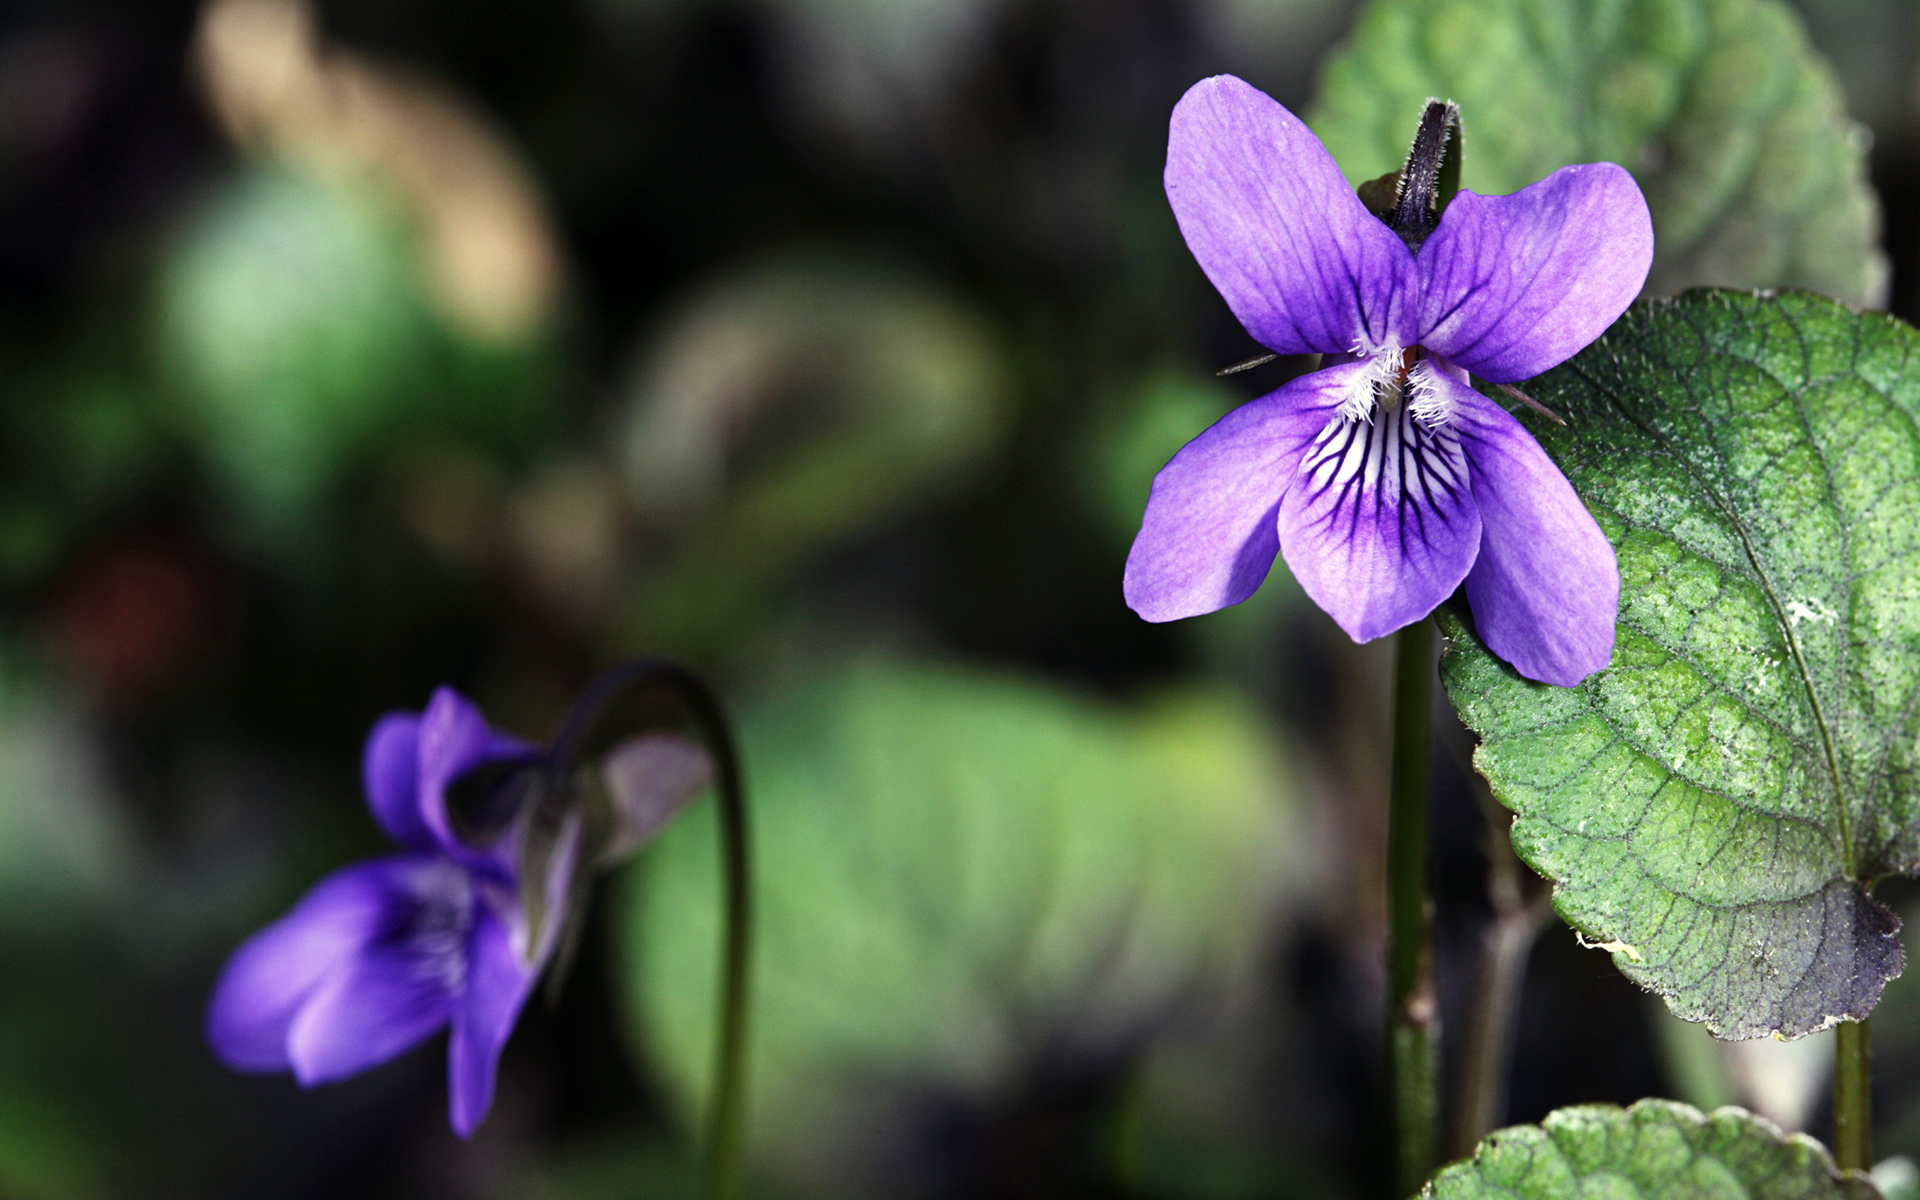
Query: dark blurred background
0 0 1917 1197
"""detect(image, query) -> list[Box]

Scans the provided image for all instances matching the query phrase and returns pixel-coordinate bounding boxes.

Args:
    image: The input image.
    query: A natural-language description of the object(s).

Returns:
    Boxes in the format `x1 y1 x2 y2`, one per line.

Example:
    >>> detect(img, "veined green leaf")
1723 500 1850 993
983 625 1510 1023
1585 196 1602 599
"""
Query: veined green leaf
1309 0 1887 306
1425 1100 1875 1200
1441 289 1920 1038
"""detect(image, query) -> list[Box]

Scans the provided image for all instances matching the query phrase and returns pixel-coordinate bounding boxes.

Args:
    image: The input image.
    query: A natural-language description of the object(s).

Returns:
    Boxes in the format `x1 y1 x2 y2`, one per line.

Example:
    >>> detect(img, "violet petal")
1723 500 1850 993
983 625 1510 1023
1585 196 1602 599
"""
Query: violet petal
205 857 407 1073
1124 360 1369 622
1275 383 1483 643
416 687 536 861
1165 75 1415 357
1453 383 1619 686
447 902 535 1138
283 857 473 1085
1415 163 1652 383
363 713 430 850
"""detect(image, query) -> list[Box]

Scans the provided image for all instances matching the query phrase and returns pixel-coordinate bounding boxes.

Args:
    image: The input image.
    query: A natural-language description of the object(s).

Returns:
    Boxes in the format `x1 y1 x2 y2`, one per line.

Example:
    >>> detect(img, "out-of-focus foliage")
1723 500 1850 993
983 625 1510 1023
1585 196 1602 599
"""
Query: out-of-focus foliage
0 668 130 910
1310 0 1888 304
154 0 562 541
193 0 563 344
1652 1004 1833 1133
620 256 1010 647
1442 290 1920 1039
593 0 998 147
1082 368 1240 552
619 661 1304 1192
155 169 432 526
1787 0 1915 135
1200 0 1359 106
0 364 165 587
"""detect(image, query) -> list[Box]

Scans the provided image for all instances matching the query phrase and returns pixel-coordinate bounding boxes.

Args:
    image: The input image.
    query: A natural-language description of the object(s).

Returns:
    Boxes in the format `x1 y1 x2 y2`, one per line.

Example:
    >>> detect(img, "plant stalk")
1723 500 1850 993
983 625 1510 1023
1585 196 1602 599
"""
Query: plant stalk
1449 785 1547 1157
549 659 753 1200
1834 1018 1870 1173
1389 619 1439 1198
1450 902 1545 1156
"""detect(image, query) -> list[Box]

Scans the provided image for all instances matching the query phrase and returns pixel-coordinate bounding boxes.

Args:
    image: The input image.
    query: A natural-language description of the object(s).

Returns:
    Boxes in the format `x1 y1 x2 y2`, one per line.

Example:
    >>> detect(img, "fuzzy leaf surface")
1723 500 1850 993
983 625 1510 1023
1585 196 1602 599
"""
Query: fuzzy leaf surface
1310 0 1887 305
1441 289 1920 1037
1425 1100 1877 1200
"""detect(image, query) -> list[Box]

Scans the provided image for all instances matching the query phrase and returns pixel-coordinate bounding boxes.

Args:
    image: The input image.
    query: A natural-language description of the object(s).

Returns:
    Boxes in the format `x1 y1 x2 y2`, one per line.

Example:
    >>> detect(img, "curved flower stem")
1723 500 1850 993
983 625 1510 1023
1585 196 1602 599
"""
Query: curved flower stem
1389 619 1439 1199
550 659 753 1200
1834 1018 1870 1173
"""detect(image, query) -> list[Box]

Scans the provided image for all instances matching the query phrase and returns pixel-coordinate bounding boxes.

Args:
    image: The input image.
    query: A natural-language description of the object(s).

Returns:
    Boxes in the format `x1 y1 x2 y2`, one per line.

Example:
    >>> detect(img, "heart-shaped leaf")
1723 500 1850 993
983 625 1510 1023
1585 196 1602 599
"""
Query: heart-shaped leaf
1441 289 1920 1038
1425 1100 1876 1200
1308 0 1887 305
614 661 1305 1182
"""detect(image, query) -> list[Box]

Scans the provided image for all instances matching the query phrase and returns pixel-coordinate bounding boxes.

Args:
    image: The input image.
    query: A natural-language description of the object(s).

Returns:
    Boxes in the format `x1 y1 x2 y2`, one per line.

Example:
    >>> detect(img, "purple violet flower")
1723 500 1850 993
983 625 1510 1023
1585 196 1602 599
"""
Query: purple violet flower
205 687 559 1138
1124 76 1653 686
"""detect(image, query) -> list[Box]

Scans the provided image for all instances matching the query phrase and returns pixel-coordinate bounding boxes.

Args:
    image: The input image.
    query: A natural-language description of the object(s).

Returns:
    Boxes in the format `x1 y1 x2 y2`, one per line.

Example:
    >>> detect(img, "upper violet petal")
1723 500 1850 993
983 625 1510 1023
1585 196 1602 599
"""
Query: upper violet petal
1453 387 1618 686
447 902 536 1138
1166 75 1415 357
1275 375 1483 642
205 857 405 1073
284 856 473 1085
1416 163 1652 383
363 713 430 850
416 687 536 861
1125 360 1369 622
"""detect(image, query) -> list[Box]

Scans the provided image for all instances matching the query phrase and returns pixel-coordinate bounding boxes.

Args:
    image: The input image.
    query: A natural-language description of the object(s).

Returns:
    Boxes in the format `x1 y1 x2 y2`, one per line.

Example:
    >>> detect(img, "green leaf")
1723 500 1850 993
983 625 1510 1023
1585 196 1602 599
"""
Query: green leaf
615 661 1304 1178
1308 0 1887 305
156 169 432 524
1439 289 1920 1038
154 167 559 542
1425 1100 1876 1200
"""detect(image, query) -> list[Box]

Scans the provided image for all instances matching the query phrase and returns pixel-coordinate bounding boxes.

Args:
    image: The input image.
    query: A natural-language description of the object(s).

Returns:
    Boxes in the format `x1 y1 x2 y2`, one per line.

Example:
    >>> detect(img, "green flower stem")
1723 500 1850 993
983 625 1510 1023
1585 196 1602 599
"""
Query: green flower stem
1390 619 1439 1198
705 710 752 1200
1833 1018 1870 1173
549 659 753 1200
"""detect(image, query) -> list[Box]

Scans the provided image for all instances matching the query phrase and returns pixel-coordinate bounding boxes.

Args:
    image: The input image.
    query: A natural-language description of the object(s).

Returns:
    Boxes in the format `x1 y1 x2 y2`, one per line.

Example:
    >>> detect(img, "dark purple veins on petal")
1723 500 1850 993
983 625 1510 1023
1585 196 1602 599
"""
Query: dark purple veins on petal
1276 400 1482 644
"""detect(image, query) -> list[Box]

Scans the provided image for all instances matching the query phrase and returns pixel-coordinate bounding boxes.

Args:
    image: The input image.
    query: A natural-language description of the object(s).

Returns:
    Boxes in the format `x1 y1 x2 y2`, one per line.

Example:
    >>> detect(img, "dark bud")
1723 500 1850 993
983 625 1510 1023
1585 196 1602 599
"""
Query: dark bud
1383 99 1460 252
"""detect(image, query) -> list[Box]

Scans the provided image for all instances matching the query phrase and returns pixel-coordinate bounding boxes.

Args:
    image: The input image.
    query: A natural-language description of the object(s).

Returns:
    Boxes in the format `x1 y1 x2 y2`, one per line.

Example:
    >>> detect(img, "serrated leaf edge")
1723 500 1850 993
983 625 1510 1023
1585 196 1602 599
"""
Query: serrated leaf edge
1422 1098 1879 1200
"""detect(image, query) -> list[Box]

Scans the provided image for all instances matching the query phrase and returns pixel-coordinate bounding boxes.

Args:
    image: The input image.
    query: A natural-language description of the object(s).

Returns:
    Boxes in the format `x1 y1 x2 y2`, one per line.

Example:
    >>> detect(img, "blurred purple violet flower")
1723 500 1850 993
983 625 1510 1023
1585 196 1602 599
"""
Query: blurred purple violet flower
206 685 710 1137
1124 76 1653 686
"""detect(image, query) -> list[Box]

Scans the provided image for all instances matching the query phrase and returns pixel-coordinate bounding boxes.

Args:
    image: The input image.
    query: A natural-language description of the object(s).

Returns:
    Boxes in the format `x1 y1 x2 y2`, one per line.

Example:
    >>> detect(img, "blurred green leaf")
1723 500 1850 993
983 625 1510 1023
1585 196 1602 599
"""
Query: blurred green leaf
156 169 431 525
1084 369 1241 550
0 359 173 589
0 673 131 911
1310 0 1887 304
154 167 559 542
1440 290 1920 1038
616 661 1302 1187
1423 1100 1874 1200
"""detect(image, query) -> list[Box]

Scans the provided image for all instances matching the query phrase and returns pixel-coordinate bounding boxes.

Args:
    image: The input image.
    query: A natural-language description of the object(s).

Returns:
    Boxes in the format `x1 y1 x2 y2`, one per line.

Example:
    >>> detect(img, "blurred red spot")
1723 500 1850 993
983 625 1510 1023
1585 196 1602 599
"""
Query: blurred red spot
49 534 222 702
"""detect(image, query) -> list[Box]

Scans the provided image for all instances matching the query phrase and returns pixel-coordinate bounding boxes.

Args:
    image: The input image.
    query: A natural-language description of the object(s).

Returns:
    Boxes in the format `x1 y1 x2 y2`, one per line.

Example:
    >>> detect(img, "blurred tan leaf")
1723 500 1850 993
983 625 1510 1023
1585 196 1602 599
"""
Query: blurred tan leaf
194 0 562 342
